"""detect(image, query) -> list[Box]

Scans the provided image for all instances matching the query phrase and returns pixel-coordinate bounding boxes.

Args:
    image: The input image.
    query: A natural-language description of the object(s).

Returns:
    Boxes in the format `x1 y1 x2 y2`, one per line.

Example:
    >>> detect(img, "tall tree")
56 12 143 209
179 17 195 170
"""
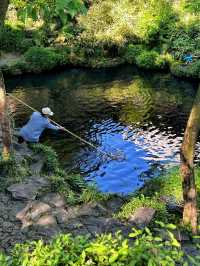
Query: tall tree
0 72 12 160
180 84 200 233
0 0 9 25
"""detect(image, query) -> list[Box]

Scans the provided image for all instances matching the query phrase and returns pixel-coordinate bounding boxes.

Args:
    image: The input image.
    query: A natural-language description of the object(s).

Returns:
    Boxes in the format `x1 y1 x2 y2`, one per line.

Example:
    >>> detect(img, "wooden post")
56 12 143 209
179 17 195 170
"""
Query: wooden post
180 84 200 233
0 71 12 160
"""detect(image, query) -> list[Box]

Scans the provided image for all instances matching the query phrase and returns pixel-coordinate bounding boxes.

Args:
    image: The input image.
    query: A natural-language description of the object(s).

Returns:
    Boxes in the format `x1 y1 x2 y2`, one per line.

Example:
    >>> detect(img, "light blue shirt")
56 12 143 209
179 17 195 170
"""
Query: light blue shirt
20 111 59 142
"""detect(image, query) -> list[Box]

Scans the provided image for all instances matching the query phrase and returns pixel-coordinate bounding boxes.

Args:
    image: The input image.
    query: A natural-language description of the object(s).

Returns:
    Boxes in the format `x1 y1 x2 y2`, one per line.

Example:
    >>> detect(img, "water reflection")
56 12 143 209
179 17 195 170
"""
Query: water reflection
5 66 198 194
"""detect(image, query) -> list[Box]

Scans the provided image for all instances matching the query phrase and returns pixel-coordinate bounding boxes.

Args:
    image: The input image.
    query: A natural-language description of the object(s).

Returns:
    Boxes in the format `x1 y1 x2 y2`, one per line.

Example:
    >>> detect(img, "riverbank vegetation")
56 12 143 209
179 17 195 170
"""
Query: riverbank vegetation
0 224 197 266
1 154 200 264
0 0 199 78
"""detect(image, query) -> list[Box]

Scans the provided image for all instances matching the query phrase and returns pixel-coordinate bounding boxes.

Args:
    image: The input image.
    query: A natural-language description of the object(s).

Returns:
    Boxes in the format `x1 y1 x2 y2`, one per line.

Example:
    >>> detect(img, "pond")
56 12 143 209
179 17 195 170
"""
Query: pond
5 65 199 194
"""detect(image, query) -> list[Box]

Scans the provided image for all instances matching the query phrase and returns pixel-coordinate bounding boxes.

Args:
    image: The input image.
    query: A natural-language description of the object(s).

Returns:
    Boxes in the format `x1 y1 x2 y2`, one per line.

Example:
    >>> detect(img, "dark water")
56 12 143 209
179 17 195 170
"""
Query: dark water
5 66 198 194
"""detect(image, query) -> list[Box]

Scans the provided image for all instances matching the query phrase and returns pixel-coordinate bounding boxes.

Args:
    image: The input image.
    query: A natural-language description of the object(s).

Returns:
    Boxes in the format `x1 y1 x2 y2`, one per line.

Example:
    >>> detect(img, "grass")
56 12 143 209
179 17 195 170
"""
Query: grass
116 167 200 224
0 154 30 191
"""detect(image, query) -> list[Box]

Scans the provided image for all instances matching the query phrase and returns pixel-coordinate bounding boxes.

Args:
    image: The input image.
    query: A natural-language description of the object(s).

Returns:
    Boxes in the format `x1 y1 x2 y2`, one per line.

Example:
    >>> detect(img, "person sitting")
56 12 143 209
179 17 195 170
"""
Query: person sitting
183 54 193 64
18 107 63 144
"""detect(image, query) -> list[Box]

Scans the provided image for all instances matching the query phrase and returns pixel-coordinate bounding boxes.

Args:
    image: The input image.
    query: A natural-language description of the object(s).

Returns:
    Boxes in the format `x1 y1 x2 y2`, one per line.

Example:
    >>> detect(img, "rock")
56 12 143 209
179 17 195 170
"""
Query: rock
41 193 66 208
7 183 38 200
7 177 50 200
30 160 45 175
53 208 69 224
78 203 109 217
103 197 124 213
16 201 51 228
36 214 57 226
29 176 50 188
129 207 156 228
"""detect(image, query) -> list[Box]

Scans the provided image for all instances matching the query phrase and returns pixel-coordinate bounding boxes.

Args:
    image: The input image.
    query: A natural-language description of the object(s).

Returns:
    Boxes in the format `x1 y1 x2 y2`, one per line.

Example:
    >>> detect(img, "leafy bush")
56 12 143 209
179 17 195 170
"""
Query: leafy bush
135 50 167 69
169 22 200 60
123 44 144 63
79 0 175 46
0 23 34 53
30 143 59 173
170 60 200 79
0 154 30 191
24 47 62 72
0 225 190 265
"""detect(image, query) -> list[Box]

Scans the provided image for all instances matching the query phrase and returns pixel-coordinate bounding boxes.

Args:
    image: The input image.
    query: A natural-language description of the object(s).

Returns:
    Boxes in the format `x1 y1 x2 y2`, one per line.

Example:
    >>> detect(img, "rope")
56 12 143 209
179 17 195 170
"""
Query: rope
6 93 113 159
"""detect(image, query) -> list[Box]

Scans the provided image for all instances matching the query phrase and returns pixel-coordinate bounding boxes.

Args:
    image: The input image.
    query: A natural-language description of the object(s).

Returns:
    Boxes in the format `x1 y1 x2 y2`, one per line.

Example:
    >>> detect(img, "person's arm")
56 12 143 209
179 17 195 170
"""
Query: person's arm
46 120 60 130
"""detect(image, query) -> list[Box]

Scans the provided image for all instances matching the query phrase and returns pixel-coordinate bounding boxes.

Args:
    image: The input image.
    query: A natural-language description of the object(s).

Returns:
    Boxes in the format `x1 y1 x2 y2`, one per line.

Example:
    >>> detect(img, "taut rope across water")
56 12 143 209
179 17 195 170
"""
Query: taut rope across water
7 93 125 161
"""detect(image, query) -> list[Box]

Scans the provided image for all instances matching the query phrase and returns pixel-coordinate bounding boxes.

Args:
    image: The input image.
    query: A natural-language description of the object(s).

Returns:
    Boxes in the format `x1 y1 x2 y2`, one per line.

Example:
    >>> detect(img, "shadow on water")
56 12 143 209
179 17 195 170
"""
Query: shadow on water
5 65 199 194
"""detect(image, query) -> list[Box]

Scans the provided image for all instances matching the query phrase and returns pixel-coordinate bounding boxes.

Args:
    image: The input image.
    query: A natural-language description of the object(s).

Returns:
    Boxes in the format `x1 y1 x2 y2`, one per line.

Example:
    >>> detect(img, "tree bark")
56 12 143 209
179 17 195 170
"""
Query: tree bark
0 71 12 160
180 84 200 233
0 0 9 25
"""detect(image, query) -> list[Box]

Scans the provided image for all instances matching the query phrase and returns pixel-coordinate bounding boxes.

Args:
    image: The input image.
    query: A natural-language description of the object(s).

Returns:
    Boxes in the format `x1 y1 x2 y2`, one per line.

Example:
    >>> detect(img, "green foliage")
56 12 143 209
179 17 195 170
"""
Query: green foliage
0 23 34 53
170 60 200 79
123 44 144 64
169 22 200 60
30 143 59 173
0 154 30 191
116 194 167 222
185 0 200 14
0 225 192 265
12 0 87 28
79 0 176 46
80 184 111 203
140 168 183 201
135 50 167 69
24 47 62 72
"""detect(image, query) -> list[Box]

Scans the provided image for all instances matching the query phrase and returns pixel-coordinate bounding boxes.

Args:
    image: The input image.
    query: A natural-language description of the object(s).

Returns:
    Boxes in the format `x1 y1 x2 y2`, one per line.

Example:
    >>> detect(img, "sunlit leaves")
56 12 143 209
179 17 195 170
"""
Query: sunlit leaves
185 0 200 14
79 0 176 46
11 0 87 27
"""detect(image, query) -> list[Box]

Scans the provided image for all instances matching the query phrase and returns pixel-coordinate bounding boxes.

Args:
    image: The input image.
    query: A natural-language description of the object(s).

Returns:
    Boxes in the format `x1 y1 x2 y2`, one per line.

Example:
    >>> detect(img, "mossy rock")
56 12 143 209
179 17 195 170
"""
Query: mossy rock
170 61 200 79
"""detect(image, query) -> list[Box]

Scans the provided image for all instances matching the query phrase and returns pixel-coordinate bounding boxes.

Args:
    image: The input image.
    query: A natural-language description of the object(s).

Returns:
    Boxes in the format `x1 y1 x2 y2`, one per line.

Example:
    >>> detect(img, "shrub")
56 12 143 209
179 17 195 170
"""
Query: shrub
0 154 30 191
123 44 144 64
135 50 167 69
0 24 34 53
0 225 193 265
24 47 62 72
169 22 200 60
170 60 200 79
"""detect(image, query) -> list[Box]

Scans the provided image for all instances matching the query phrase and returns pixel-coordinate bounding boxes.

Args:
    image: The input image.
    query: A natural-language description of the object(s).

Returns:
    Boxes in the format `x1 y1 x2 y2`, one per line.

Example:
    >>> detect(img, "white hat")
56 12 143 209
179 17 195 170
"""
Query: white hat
42 107 54 116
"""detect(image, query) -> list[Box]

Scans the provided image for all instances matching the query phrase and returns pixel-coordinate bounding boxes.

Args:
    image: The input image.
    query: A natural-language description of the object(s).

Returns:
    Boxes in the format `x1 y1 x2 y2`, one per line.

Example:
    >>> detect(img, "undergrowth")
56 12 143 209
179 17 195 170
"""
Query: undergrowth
0 153 30 191
1 223 199 265
29 143 112 205
116 167 200 225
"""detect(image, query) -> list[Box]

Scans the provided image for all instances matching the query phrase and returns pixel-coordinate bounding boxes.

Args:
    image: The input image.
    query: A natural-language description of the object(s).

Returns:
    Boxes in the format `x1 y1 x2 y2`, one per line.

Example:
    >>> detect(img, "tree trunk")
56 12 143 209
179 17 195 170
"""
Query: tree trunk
0 71 12 160
0 0 9 25
180 84 200 233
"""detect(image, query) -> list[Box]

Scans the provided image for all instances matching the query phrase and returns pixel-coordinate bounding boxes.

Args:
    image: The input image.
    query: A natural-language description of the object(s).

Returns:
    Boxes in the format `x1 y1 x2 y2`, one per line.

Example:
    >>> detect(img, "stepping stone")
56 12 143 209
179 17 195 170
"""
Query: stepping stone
16 201 52 228
128 207 156 228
